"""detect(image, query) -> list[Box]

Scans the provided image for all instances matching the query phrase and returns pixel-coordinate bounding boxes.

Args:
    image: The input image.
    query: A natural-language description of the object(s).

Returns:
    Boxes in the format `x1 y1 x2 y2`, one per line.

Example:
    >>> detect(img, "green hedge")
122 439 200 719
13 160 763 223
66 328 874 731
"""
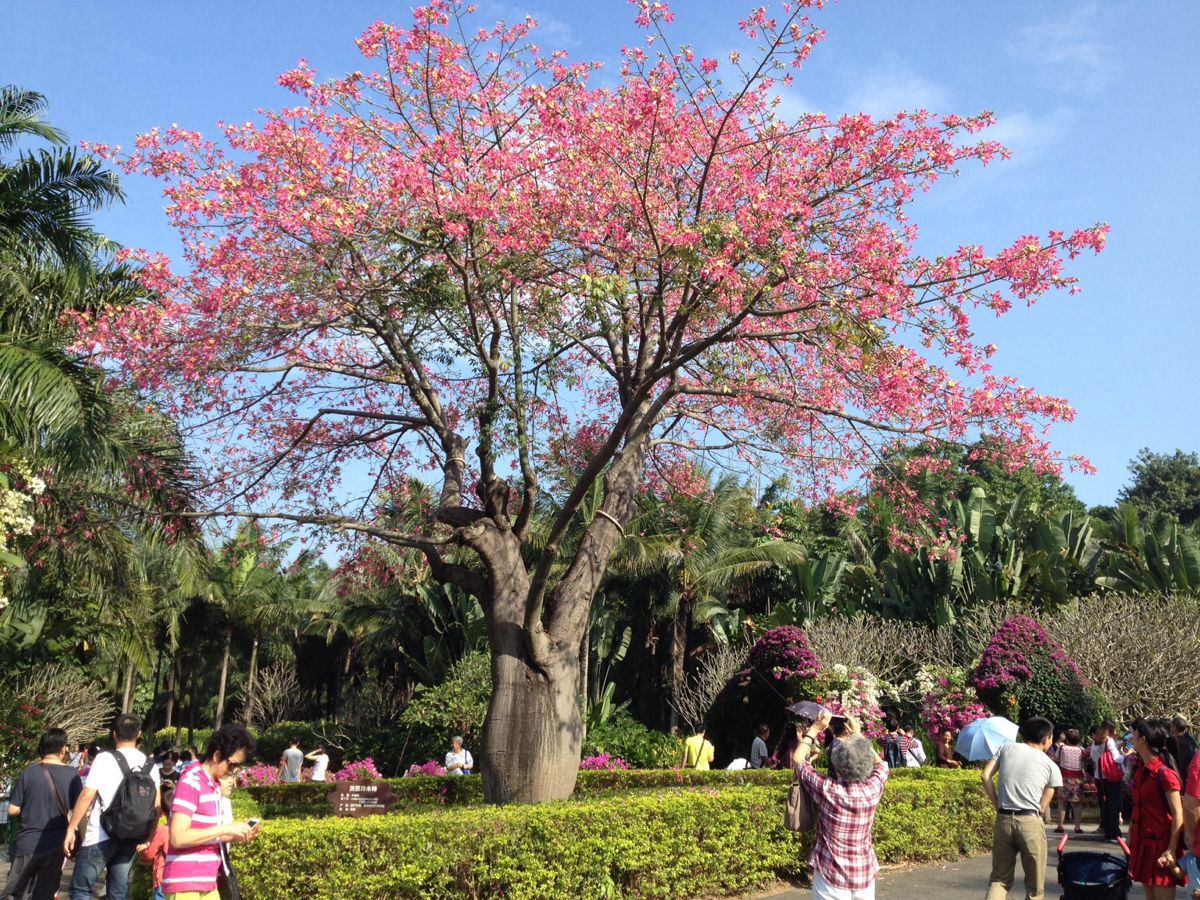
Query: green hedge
227 771 992 899
242 768 796 818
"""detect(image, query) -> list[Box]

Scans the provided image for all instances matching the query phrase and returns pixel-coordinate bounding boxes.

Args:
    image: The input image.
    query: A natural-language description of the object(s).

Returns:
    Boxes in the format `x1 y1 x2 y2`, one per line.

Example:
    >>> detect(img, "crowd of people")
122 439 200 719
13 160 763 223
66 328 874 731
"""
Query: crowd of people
3 714 261 900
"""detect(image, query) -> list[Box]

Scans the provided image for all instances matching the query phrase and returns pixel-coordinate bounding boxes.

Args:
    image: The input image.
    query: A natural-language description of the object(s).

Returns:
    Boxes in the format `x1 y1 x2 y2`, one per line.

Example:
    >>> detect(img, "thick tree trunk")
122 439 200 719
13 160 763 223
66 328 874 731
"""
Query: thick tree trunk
242 633 260 726
482 649 582 803
214 627 232 728
578 626 590 745
476 545 582 804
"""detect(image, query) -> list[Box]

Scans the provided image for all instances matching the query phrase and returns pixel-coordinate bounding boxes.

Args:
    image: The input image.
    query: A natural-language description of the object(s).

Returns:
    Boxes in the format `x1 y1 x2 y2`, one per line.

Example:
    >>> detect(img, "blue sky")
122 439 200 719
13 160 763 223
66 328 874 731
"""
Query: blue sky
4 0 1197 508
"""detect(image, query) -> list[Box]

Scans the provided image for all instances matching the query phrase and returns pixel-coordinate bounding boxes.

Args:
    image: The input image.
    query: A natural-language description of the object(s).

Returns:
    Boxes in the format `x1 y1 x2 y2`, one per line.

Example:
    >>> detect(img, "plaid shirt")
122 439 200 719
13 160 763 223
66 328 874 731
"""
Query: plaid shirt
797 758 889 890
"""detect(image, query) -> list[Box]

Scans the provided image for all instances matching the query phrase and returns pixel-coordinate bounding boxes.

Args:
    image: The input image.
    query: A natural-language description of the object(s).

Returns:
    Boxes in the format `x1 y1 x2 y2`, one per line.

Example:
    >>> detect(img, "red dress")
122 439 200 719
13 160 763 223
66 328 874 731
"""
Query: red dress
1129 755 1182 887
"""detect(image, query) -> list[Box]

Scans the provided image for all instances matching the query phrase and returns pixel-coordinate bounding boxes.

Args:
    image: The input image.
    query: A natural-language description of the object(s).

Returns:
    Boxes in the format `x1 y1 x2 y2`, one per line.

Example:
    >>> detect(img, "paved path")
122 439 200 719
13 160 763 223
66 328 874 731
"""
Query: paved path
757 826 1142 899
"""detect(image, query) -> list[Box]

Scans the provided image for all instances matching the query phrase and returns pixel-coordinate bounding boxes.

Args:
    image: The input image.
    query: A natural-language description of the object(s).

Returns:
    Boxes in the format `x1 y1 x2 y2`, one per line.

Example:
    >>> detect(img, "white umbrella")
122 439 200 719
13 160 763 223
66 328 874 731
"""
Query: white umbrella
955 716 1019 761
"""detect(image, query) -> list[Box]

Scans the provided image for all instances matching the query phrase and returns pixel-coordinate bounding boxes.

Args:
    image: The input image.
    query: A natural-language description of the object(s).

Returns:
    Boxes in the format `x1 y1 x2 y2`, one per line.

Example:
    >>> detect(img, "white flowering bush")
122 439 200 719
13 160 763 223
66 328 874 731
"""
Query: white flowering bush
809 664 889 740
0 452 44 609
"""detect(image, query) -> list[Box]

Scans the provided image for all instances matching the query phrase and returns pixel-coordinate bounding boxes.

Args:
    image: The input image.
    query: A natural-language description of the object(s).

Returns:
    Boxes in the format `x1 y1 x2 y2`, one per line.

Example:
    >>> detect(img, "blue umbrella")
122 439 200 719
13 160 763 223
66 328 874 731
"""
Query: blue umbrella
955 716 1019 761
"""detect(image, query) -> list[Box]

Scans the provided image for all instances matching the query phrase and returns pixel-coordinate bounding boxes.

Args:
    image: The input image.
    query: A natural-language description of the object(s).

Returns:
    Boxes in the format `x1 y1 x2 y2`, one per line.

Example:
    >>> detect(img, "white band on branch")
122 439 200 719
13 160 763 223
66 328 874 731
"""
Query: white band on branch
447 456 466 465
595 509 625 535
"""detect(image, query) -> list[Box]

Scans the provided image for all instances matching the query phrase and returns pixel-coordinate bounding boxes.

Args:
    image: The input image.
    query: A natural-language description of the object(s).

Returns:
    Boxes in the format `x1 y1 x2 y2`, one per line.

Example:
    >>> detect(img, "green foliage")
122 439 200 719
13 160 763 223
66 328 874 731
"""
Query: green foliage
227 771 991 899
1118 448 1200 526
1097 507 1200 594
0 678 45 779
399 651 491 745
582 708 681 769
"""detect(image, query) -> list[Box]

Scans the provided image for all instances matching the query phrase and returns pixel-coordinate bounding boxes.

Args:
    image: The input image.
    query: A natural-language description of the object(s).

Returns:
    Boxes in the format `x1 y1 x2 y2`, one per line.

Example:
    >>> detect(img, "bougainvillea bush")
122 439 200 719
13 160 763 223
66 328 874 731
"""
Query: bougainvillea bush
238 763 285 788
331 758 383 782
920 668 991 741
579 753 630 771
972 616 1110 731
810 665 888 740
740 626 821 689
405 760 447 778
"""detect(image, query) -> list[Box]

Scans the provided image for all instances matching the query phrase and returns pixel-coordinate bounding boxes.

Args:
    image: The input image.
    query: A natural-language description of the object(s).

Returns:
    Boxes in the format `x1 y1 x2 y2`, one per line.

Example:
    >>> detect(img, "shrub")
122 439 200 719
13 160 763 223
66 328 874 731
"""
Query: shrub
919 668 991 741
0 684 45 780
741 626 820 686
400 651 491 749
579 753 629 771
972 615 1109 732
13 664 114 746
153 726 216 753
404 760 446 777
582 708 681 769
238 763 284 788
227 771 992 899
809 665 888 740
331 758 383 782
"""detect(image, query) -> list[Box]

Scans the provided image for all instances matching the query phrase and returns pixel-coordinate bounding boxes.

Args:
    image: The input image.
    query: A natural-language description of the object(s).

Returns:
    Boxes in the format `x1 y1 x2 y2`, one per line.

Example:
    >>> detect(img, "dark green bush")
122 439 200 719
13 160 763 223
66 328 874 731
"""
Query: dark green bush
243 766 943 819
582 708 681 769
228 770 991 899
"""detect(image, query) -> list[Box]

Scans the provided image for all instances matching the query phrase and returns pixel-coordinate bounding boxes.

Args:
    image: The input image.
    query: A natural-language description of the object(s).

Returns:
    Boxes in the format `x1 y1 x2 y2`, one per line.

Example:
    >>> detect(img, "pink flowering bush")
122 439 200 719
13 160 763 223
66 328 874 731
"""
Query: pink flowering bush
579 753 630 771
741 626 820 688
809 665 888 740
404 760 447 777
920 669 990 741
331 758 383 782
237 763 279 787
972 616 1111 731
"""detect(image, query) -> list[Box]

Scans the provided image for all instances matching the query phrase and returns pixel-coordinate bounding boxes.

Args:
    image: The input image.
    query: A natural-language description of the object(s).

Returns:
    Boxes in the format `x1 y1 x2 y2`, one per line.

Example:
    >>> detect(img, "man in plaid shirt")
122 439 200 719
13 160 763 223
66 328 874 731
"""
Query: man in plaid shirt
795 712 889 899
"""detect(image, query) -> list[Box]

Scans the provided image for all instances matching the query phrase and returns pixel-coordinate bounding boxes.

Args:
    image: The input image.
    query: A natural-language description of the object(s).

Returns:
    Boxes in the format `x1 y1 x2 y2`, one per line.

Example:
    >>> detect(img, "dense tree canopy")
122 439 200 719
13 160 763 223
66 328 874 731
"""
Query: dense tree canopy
1118 448 1200 526
78 0 1107 801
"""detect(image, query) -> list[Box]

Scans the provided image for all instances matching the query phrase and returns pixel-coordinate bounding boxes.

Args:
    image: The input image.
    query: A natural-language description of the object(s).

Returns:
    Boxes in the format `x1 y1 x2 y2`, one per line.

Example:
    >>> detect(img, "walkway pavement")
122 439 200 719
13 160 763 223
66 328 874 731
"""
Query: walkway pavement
756 826 1142 899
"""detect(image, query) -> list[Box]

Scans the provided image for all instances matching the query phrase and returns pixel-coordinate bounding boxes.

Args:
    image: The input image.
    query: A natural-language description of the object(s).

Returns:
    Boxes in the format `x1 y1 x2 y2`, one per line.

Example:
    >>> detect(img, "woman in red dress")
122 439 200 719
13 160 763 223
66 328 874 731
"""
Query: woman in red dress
1129 718 1185 899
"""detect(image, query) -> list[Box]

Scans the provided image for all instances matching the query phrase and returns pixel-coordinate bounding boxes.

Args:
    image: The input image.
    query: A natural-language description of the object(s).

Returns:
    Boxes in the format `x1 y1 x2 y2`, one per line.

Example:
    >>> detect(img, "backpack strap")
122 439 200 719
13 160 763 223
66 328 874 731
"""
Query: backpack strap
111 750 134 779
138 757 155 776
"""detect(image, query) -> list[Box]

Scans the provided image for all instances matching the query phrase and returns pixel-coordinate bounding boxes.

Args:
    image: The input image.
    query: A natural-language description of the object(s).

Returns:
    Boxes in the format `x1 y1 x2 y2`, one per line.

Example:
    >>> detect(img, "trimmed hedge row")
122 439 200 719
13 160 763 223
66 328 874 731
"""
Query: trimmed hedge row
240 766 955 819
227 771 993 899
242 768 796 818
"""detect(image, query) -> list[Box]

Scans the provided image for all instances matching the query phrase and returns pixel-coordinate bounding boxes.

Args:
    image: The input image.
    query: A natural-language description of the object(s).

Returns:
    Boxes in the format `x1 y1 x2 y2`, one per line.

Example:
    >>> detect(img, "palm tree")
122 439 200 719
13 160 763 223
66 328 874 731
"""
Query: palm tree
606 475 805 729
0 85 122 290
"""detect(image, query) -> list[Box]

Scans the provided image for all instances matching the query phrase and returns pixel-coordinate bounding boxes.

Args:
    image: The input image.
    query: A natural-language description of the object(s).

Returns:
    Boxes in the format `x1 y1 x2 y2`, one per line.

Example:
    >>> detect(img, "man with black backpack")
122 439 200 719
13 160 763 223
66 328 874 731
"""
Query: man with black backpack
63 713 161 900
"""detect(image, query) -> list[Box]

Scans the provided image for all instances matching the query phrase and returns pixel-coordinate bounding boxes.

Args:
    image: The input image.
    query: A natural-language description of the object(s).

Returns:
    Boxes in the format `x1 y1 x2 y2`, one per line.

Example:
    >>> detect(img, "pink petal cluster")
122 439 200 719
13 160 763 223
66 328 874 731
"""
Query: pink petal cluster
74 0 1107 551
579 753 630 771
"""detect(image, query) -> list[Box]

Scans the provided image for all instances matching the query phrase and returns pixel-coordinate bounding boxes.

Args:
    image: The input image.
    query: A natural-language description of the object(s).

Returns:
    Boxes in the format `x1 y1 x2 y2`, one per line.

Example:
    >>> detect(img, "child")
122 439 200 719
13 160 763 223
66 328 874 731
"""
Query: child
1166 851 1200 899
138 780 175 900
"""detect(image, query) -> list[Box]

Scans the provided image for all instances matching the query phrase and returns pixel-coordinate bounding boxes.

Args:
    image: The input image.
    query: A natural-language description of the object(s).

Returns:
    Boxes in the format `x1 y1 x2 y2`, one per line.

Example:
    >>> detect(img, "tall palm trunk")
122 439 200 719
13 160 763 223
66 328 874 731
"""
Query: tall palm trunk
578 627 590 744
164 659 176 730
121 660 136 713
213 626 233 728
669 596 695 730
242 632 260 726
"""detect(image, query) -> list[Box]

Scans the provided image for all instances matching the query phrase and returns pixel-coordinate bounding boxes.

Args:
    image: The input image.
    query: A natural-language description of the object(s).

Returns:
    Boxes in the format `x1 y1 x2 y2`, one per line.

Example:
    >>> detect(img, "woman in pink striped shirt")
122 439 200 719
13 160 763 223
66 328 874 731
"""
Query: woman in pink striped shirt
163 724 260 900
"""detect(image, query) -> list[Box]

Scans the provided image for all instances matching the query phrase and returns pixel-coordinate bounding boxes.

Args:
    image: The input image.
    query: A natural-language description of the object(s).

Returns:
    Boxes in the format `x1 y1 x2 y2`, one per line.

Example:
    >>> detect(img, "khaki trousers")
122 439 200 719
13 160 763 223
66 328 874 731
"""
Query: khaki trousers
985 812 1047 900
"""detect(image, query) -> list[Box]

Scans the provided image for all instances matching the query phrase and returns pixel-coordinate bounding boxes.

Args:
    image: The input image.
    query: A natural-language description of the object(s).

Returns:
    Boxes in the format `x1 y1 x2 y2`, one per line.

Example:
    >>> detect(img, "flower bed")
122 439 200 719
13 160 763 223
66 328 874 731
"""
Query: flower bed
224 771 992 899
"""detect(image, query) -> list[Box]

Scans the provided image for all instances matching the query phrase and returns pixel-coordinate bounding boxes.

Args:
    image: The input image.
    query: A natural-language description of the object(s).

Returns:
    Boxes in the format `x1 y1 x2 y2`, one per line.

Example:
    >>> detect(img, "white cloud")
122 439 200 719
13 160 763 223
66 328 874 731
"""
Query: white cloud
840 65 950 119
1010 2 1114 95
985 109 1072 164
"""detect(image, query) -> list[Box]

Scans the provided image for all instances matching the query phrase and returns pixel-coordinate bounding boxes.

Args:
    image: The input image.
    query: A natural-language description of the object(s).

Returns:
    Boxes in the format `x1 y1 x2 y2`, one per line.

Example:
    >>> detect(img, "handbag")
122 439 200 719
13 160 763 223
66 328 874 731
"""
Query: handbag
1098 745 1124 784
785 769 817 833
218 844 241 900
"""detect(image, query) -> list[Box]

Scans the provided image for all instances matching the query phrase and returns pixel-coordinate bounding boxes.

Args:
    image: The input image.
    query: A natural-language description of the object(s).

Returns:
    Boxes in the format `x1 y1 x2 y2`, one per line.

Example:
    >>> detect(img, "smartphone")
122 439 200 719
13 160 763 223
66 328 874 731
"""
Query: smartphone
247 818 261 828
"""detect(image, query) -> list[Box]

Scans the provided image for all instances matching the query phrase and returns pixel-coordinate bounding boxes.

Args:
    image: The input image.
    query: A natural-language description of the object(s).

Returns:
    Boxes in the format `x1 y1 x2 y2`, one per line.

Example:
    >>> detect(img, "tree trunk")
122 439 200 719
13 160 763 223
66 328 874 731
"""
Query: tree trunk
164 660 176 730
121 661 136 714
578 626 590 745
242 633 260 726
214 627 232 729
668 597 694 730
145 646 164 736
477 548 582 804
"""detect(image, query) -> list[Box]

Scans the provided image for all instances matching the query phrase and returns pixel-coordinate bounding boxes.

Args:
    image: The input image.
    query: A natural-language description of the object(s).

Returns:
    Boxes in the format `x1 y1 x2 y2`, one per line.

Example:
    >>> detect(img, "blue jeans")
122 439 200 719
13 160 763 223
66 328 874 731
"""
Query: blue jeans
153 887 165 900
69 839 135 900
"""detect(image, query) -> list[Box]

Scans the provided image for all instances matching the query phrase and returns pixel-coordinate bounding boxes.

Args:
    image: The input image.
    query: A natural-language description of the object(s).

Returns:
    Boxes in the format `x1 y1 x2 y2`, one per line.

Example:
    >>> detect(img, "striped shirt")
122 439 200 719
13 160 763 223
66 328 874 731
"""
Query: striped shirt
163 764 223 894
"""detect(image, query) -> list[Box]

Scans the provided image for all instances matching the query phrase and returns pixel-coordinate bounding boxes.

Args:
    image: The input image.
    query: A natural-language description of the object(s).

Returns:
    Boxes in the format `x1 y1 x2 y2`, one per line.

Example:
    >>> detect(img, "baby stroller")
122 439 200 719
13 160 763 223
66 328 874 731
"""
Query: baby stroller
1056 834 1132 900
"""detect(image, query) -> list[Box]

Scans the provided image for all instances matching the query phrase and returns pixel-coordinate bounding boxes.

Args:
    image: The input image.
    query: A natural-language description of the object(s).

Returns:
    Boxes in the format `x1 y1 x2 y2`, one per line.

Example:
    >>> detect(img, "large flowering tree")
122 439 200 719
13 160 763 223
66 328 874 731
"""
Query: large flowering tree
83 1 1106 801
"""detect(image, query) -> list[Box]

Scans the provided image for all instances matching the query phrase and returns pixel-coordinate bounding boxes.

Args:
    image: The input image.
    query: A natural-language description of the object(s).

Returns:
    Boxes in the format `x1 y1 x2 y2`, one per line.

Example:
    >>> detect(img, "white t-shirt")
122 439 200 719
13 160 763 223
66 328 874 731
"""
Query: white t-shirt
83 747 161 846
310 753 330 781
445 749 473 775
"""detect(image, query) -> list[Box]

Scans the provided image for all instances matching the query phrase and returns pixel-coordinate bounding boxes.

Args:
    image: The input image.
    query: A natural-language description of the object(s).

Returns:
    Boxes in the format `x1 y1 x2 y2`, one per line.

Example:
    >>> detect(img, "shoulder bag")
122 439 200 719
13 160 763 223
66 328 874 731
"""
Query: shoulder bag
40 764 86 858
785 766 817 833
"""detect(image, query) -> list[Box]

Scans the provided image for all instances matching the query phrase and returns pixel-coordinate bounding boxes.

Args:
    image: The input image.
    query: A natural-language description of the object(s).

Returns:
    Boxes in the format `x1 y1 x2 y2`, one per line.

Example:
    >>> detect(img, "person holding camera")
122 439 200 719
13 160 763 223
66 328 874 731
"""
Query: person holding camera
792 711 888 900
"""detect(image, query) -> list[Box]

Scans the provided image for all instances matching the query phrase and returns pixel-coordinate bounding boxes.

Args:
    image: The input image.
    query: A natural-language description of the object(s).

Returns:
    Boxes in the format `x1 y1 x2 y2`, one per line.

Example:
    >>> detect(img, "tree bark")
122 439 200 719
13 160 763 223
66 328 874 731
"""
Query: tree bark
121 661 136 714
214 626 232 729
578 625 590 746
164 660 176 730
669 596 693 730
243 633 260 726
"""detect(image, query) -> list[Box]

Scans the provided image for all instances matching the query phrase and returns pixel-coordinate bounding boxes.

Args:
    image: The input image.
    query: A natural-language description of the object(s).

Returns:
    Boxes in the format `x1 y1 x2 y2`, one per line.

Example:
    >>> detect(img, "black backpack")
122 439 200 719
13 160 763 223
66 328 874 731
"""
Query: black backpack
99 752 158 843
884 734 904 769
